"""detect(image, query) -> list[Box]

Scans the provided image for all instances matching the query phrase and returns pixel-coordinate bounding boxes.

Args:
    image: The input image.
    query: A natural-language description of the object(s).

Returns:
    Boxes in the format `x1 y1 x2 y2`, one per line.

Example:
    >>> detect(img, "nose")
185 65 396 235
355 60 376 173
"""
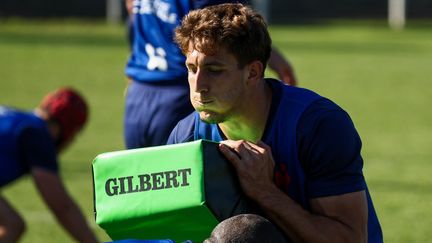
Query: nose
191 69 209 93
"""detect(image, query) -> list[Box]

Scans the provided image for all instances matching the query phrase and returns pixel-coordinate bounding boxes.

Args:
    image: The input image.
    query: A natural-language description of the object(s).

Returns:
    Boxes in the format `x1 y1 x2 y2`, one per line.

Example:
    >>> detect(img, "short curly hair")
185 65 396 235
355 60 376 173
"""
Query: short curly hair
174 3 271 75
204 214 286 242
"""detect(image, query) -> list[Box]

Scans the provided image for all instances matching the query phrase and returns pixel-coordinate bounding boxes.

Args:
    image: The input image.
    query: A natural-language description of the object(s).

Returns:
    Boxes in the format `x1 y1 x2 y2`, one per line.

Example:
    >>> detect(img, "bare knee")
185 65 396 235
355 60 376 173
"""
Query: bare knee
13 214 26 237
0 198 26 242
0 214 26 242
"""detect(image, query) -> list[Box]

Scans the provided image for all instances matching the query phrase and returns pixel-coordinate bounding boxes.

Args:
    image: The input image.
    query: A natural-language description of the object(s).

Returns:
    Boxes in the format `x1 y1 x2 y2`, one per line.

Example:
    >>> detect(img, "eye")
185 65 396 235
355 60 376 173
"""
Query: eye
186 65 197 74
207 66 223 74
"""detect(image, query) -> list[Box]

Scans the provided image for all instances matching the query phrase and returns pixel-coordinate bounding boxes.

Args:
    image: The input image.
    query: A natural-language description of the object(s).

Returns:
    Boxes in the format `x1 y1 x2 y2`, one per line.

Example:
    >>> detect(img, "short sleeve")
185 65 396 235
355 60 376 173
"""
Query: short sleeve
18 127 59 173
167 112 196 144
297 99 366 198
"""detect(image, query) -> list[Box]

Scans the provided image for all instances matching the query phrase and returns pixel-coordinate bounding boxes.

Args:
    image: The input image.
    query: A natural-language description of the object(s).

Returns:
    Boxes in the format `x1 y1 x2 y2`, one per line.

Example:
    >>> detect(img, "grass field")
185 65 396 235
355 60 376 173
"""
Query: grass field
1 18 431 242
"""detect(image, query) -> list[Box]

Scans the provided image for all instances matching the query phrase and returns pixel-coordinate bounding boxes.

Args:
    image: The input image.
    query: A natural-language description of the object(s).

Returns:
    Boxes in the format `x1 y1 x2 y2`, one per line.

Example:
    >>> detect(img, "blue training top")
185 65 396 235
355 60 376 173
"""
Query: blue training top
167 79 383 242
125 0 249 84
0 106 58 187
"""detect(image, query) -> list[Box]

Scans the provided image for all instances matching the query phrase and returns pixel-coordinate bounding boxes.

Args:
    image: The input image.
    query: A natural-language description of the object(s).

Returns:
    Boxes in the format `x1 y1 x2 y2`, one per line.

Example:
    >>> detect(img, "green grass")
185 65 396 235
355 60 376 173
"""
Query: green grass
1 18 432 242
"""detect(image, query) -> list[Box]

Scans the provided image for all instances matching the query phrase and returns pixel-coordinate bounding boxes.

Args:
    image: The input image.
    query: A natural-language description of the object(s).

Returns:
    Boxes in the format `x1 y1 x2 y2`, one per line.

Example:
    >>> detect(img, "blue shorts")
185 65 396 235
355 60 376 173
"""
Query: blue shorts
124 81 194 148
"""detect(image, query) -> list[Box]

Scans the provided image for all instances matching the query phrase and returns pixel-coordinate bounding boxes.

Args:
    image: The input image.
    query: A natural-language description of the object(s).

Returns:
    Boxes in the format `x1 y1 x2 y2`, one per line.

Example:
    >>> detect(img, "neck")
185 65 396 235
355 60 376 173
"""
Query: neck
34 108 61 141
219 80 272 142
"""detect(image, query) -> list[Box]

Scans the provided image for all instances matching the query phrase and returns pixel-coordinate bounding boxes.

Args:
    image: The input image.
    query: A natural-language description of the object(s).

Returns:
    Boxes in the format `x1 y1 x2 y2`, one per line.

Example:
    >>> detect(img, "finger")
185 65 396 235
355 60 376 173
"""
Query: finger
256 140 269 149
220 140 241 153
219 140 238 147
246 141 265 153
220 140 257 162
237 142 255 161
218 143 241 166
220 140 251 156
256 141 275 167
257 141 273 153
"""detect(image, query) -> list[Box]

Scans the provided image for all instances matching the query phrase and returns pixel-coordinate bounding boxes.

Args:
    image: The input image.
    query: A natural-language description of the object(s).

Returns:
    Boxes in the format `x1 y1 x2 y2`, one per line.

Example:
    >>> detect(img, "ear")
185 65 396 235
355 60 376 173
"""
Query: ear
245 60 264 85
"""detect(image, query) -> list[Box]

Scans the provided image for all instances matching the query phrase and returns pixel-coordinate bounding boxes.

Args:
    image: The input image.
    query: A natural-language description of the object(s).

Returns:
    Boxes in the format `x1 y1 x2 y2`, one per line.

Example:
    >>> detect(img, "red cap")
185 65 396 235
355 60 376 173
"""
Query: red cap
39 87 88 146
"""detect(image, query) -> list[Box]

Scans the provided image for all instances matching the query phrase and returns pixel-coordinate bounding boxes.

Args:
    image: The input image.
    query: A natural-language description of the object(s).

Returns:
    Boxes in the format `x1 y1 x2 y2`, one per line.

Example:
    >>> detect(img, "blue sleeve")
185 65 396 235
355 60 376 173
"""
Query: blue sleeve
167 113 196 144
297 99 366 198
18 127 59 173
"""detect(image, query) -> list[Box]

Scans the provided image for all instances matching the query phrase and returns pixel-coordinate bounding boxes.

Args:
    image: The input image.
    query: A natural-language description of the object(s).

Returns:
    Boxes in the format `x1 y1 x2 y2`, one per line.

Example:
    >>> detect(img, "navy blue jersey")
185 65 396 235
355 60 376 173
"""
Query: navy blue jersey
167 79 383 242
0 106 58 187
125 0 249 84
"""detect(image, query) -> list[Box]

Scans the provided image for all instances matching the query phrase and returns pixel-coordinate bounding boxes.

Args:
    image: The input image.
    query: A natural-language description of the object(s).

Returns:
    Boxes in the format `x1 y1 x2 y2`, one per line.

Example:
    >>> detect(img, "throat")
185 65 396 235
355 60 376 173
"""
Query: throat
219 122 262 142
219 83 273 142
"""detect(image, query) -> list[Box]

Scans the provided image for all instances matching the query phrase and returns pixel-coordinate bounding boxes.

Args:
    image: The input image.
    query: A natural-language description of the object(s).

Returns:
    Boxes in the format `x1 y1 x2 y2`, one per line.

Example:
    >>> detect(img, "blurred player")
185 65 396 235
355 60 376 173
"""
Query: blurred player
0 88 98 243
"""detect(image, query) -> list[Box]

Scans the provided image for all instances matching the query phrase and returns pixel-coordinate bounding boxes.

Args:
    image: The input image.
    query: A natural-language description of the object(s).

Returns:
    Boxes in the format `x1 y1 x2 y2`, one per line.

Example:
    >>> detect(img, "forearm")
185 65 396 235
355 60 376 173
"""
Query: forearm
255 185 364 243
268 48 297 86
125 0 134 16
31 168 98 242
218 141 366 242
53 200 98 243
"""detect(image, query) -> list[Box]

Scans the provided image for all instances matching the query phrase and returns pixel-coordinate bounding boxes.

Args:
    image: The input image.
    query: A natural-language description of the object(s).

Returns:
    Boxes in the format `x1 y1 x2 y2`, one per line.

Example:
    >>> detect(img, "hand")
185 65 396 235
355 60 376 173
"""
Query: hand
125 0 134 16
218 140 275 200
276 66 297 87
268 48 298 86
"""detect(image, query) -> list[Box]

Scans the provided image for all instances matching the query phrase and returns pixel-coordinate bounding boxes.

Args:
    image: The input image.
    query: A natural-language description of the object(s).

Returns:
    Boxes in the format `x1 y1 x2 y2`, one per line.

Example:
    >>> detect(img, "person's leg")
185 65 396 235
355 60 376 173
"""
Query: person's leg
0 196 26 242
124 81 193 148
124 81 147 149
145 83 193 146
204 214 286 243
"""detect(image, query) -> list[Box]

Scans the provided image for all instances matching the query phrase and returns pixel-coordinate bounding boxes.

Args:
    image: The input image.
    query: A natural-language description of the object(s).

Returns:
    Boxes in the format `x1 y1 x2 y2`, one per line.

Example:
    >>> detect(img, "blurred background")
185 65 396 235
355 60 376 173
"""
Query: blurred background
1 0 431 242
1 0 432 25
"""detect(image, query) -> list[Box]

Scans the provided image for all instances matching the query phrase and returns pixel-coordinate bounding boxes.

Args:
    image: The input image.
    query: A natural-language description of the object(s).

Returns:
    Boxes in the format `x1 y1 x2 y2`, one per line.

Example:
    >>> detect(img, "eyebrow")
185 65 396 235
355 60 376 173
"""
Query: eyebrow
203 60 226 67
186 59 226 67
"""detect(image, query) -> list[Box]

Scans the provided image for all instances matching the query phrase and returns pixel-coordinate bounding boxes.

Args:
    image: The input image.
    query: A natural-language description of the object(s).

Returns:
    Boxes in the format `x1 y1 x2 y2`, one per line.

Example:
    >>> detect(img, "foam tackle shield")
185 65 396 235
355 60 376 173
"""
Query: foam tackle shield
92 140 257 242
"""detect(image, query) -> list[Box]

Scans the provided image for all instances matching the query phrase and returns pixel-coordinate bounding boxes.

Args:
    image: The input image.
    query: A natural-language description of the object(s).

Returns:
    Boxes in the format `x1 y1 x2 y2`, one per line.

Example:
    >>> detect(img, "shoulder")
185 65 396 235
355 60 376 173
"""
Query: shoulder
167 112 196 144
297 99 365 197
298 98 357 141
1 108 47 135
18 126 58 173
0 106 26 119
267 78 323 110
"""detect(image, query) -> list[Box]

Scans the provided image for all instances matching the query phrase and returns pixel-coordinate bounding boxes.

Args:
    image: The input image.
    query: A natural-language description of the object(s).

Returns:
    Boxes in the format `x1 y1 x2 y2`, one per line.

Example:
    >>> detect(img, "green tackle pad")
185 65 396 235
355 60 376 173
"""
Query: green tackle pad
92 140 258 242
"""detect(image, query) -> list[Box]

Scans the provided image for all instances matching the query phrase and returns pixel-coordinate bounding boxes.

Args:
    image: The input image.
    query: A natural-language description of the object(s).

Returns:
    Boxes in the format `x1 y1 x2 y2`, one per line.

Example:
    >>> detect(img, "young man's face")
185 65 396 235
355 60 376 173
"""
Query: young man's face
185 45 250 124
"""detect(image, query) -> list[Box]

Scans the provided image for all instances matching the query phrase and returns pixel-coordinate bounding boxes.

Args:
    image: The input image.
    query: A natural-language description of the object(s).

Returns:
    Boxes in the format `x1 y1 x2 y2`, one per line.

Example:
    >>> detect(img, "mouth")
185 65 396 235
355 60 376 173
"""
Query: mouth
193 97 214 106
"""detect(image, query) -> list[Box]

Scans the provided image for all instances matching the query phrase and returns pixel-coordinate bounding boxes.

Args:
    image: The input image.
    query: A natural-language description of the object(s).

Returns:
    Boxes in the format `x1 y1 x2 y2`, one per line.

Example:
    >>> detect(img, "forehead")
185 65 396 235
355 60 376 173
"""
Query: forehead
185 42 237 65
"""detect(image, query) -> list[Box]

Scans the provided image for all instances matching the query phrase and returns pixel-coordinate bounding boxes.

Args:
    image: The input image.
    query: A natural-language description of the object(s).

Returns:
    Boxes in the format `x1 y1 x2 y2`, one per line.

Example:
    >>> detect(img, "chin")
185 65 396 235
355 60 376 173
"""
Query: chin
199 111 225 124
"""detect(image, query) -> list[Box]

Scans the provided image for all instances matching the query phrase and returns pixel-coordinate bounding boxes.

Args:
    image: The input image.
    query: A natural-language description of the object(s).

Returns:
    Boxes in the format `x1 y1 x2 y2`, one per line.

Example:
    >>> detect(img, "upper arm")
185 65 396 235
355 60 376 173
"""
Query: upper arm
19 127 58 173
310 191 368 241
167 112 195 144
31 168 73 214
297 100 366 198
298 100 368 240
